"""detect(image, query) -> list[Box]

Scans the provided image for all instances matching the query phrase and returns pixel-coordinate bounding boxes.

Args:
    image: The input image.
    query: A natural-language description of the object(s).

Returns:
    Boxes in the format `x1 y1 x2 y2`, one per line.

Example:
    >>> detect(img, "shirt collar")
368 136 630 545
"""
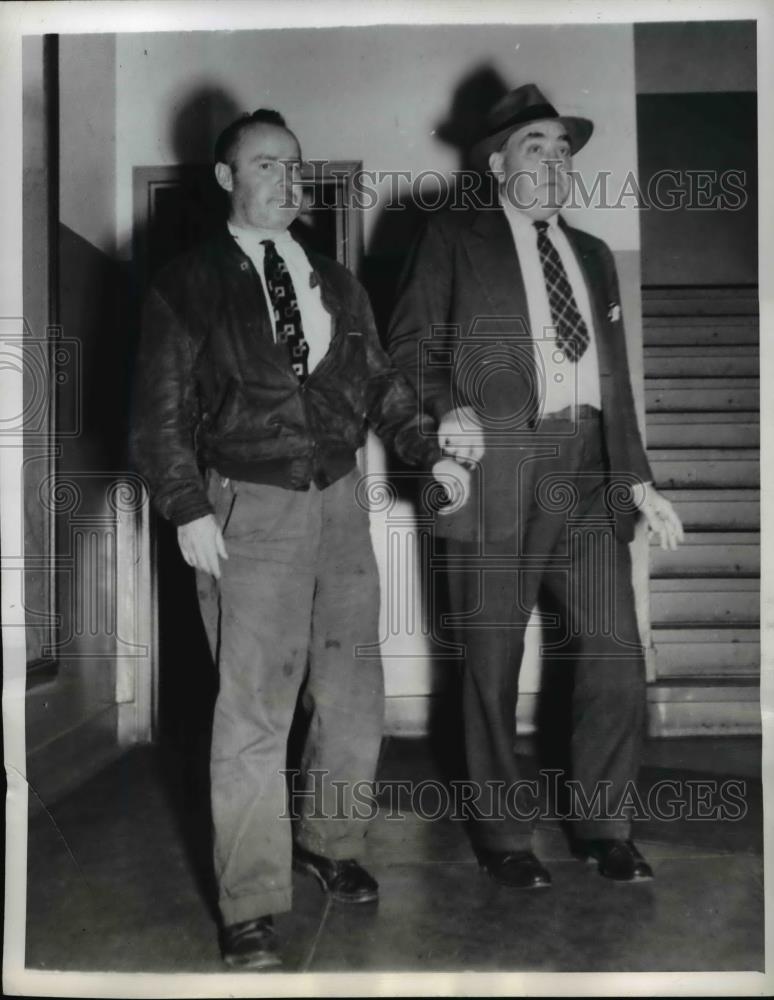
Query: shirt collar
228 221 295 249
499 195 560 236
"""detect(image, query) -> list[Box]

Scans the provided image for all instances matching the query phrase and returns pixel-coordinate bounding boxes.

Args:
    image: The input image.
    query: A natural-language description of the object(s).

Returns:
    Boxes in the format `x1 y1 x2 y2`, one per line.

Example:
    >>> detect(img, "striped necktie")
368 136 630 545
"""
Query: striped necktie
533 221 590 363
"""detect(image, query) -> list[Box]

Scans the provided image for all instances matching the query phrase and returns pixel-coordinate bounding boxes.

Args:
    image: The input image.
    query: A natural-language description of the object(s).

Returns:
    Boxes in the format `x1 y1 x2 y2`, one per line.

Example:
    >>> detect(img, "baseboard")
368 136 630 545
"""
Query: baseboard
385 687 762 740
26 704 124 810
647 682 761 737
385 693 539 737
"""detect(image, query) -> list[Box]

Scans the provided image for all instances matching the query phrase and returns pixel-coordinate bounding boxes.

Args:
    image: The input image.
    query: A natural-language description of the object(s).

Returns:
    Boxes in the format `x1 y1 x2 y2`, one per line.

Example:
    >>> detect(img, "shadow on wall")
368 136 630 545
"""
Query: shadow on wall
363 64 507 339
436 63 510 173
363 66 508 779
169 84 245 165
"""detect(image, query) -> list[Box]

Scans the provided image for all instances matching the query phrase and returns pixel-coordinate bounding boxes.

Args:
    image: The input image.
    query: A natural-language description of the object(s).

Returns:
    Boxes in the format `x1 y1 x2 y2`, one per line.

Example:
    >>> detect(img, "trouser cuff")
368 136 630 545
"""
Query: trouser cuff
219 885 292 927
295 824 368 861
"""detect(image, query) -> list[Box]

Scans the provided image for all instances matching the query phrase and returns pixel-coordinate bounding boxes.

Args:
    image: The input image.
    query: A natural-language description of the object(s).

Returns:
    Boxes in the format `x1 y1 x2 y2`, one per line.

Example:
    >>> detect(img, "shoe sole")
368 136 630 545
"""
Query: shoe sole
293 859 379 904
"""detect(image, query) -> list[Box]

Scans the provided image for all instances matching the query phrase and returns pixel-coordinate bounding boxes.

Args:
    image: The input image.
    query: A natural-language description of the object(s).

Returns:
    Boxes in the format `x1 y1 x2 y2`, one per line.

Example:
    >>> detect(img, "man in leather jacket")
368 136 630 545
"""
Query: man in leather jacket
131 109 460 970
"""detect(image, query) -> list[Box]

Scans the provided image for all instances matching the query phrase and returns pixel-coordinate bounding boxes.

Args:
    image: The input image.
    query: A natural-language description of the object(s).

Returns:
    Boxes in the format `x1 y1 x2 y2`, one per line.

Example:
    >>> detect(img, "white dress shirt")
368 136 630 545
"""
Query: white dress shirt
500 203 602 415
228 222 332 374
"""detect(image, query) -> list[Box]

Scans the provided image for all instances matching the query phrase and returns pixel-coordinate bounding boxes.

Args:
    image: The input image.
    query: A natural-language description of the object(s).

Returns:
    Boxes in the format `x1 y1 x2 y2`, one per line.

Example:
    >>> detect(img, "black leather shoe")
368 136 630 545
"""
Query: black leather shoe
293 844 379 903
222 915 282 970
477 849 552 889
578 839 654 882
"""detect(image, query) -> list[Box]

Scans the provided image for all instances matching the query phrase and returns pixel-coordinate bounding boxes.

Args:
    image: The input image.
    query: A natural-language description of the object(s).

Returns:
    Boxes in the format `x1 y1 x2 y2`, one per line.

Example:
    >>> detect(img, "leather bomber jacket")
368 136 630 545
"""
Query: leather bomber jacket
131 226 441 526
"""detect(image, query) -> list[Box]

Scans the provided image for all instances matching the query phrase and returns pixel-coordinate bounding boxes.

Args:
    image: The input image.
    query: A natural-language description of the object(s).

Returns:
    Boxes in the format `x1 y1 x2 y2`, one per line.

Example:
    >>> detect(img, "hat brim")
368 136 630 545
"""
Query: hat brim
471 115 594 170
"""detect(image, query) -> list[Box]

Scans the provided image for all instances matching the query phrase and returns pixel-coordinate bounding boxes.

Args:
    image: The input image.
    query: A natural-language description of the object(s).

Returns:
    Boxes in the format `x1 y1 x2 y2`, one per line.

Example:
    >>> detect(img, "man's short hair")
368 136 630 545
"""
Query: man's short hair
214 108 289 166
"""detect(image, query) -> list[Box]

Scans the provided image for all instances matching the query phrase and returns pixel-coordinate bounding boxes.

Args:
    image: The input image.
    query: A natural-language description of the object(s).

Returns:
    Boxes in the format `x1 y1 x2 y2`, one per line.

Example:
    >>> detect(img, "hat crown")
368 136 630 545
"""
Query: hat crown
485 83 559 137
470 81 593 166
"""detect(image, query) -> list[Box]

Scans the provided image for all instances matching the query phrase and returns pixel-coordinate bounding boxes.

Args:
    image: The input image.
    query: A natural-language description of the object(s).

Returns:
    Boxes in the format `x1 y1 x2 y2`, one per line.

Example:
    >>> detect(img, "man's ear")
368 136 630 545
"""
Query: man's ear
488 150 504 182
214 162 233 193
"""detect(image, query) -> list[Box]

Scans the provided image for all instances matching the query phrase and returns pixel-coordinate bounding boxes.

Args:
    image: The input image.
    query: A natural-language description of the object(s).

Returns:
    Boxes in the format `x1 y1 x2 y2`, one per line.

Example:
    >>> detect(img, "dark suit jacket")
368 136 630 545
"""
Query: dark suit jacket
388 208 653 543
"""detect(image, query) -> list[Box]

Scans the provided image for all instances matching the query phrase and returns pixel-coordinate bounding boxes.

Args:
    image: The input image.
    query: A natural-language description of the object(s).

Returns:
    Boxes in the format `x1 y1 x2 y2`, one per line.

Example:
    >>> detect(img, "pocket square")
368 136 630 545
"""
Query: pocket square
608 303 621 323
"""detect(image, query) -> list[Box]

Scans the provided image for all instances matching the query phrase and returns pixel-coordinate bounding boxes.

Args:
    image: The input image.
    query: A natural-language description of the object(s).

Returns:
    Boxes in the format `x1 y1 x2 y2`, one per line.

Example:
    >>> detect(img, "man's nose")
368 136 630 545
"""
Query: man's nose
540 155 566 177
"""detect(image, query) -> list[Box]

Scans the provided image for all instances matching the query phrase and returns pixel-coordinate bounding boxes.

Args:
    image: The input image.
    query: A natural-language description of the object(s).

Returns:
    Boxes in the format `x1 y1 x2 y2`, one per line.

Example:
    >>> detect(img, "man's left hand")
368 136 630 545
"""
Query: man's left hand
636 482 684 551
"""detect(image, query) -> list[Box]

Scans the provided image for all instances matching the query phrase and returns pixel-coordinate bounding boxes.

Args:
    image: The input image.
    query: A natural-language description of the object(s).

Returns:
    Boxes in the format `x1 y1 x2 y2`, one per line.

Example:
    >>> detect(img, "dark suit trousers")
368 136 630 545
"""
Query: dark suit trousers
445 410 646 851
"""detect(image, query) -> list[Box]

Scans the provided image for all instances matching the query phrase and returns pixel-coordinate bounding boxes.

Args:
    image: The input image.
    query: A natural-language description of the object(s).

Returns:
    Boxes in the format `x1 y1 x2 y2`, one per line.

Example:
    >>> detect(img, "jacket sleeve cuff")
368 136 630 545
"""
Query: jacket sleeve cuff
393 415 442 470
419 437 443 469
162 493 214 528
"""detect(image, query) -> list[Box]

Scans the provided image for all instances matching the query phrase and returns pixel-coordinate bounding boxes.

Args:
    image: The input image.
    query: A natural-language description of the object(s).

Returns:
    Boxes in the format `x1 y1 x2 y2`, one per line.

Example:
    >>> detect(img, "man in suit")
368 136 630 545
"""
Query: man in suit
131 109 456 969
389 84 683 889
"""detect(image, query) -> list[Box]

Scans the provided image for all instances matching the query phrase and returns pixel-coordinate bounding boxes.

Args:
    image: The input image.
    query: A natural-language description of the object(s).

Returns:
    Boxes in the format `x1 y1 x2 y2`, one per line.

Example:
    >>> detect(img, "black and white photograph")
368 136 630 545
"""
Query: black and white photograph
2 1 772 995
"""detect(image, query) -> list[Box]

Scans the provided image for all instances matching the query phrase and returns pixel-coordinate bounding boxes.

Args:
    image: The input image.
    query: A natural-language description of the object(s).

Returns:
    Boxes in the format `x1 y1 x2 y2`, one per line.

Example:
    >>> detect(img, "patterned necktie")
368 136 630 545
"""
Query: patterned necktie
533 221 590 363
261 239 310 383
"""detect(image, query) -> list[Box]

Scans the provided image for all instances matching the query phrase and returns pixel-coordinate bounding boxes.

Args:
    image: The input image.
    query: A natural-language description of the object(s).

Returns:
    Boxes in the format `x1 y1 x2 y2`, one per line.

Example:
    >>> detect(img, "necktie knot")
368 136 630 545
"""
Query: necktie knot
534 220 549 235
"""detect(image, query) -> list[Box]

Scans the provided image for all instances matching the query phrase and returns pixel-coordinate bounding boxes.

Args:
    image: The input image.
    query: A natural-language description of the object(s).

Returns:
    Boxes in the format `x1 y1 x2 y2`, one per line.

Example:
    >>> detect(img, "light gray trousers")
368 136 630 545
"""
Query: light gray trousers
196 467 384 926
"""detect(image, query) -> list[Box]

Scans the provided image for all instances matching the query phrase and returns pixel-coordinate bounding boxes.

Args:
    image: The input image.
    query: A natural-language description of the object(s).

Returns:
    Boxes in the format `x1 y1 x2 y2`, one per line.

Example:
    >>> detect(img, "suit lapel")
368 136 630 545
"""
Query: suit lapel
465 210 531 331
558 219 613 378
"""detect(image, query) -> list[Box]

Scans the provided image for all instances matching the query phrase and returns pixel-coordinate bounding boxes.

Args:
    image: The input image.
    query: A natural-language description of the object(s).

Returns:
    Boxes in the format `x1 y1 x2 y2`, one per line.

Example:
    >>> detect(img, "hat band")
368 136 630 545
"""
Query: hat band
484 102 559 139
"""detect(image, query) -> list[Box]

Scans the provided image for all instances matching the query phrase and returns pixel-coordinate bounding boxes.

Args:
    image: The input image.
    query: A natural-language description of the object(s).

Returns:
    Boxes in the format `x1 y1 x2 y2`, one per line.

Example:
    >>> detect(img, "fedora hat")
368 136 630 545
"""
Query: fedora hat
471 83 593 168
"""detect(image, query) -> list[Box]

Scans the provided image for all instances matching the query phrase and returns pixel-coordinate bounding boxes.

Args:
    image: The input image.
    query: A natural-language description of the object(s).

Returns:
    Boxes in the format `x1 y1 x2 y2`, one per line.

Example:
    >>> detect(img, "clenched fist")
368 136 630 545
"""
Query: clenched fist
437 406 485 467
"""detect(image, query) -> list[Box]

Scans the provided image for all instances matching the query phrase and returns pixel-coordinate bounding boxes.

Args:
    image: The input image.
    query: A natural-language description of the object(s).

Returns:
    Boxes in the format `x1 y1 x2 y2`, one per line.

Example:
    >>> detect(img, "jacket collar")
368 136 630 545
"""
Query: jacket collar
215 223 346 320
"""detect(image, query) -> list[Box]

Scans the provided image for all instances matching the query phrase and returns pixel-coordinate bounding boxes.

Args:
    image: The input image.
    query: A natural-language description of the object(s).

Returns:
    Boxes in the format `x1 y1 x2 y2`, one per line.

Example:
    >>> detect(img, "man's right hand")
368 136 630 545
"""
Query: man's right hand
177 514 229 579
432 456 471 513
437 405 485 467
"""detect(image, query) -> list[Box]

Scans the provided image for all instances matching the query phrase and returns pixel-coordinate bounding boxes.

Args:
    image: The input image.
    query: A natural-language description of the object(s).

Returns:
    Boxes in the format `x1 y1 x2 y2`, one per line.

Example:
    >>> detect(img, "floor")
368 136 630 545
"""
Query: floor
25 735 763 975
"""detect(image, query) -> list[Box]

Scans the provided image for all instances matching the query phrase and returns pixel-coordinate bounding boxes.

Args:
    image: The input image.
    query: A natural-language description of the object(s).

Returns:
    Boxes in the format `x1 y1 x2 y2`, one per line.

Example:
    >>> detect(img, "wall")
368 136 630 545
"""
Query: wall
634 21 757 287
25 34 149 802
114 23 643 732
115 24 639 254
59 34 117 257
22 36 52 666
636 91 756 286
634 20 756 94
